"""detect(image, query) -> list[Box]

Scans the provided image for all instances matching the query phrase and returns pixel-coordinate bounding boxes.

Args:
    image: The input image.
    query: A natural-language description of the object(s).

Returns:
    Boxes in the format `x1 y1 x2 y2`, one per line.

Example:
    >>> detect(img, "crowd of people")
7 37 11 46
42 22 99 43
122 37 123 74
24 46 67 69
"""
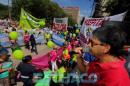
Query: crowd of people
0 21 130 86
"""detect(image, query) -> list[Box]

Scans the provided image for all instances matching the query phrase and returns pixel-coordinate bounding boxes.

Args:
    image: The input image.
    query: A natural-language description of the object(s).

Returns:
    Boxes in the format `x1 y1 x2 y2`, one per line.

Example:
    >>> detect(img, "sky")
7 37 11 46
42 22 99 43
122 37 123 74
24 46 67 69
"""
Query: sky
53 0 95 17
0 0 95 17
0 0 9 5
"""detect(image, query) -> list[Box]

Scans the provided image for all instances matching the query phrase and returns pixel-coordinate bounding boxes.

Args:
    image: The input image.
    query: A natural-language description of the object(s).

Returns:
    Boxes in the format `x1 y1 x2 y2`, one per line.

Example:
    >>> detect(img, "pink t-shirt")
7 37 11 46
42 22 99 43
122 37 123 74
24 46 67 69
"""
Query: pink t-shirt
24 34 30 43
67 44 72 52
50 50 57 62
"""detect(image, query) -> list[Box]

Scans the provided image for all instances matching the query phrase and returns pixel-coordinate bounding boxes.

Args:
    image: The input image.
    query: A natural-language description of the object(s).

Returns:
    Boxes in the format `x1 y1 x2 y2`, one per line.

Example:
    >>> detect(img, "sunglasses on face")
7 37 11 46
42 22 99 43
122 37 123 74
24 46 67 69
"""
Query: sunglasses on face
88 39 105 47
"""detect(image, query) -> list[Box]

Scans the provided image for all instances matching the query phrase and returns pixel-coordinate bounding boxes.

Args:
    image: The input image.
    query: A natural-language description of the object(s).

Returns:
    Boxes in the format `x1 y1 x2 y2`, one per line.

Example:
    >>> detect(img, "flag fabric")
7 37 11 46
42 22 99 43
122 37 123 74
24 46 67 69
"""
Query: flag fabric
19 8 45 30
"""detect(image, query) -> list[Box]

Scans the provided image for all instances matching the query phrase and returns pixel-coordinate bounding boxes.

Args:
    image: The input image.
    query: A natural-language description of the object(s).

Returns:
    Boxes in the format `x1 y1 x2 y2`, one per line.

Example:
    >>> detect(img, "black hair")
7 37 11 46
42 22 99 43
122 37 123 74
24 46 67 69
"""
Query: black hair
12 28 16 31
22 55 32 63
93 21 127 57
25 30 28 33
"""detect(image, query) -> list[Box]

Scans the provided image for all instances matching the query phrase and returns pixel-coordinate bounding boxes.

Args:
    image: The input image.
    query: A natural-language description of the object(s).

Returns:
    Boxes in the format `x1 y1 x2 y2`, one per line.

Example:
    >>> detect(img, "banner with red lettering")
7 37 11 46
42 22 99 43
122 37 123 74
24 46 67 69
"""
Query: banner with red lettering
80 18 104 49
80 12 127 51
53 18 68 30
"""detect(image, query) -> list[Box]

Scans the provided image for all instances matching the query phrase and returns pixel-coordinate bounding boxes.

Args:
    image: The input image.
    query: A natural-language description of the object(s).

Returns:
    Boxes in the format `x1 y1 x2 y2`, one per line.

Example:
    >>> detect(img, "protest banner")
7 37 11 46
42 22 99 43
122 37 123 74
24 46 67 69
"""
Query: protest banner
0 34 10 47
53 18 68 30
80 12 127 51
52 33 65 46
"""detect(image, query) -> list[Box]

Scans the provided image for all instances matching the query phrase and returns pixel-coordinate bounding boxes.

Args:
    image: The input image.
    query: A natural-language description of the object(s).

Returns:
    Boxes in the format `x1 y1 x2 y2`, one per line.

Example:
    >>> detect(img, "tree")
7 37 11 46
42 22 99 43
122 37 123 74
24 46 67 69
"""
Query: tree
11 0 76 26
68 17 76 26
0 3 8 19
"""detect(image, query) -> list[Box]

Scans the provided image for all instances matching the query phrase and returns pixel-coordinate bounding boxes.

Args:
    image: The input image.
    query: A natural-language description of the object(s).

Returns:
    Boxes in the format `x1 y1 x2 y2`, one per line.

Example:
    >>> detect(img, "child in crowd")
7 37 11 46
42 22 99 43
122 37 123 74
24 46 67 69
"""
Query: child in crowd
17 55 37 86
49 46 58 72
62 45 71 67
67 42 72 52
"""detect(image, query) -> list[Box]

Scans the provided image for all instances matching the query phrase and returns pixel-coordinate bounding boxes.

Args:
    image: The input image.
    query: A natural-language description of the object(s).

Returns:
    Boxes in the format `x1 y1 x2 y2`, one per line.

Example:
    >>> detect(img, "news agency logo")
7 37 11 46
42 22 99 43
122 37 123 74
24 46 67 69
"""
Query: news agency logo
49 73 98 84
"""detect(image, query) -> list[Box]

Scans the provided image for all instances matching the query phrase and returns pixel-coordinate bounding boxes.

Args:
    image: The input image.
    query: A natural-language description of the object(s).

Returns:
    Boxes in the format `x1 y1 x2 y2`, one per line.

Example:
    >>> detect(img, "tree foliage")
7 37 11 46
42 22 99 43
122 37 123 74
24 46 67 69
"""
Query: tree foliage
0 3 8 19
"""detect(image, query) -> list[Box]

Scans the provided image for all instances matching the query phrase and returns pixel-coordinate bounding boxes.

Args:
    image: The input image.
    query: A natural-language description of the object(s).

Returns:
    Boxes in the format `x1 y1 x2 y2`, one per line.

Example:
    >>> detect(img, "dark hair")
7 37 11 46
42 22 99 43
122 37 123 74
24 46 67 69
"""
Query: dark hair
25 30 28 33
12 28 16 31
93 21 127 57
22 55 32 63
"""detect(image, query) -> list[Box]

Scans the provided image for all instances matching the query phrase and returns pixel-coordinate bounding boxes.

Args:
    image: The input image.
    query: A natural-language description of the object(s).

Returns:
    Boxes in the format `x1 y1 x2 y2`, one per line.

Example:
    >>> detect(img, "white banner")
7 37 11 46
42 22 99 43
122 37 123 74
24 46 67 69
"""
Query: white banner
80 12 127 49
80 18 104 48
53 18 68 30
105 12 127 21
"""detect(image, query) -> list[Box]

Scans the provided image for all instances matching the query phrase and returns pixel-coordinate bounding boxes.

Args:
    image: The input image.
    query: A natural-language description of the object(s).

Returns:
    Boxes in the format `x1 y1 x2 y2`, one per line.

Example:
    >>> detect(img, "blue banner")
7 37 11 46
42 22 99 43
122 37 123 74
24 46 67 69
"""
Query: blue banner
0 33 46 47
52 33 65 46
35 34 46 44
0 34 10 47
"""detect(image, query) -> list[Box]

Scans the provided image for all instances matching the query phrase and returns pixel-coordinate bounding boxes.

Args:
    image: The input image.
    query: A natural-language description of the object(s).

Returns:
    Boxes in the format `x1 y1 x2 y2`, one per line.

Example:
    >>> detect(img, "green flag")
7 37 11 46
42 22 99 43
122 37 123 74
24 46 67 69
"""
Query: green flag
19 8 45 31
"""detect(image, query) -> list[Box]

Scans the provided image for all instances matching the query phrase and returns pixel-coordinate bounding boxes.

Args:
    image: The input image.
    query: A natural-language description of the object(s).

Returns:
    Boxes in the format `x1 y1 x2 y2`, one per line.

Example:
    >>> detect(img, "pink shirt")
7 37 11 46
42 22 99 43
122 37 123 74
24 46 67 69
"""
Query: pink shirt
50 50 57 62
24 34 30 43
67 44 72 52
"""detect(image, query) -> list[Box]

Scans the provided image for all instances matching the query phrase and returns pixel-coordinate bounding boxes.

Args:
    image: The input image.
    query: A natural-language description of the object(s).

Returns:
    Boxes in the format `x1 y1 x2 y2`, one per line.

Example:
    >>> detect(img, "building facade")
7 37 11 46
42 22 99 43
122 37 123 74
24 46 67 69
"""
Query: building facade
62 7 80 24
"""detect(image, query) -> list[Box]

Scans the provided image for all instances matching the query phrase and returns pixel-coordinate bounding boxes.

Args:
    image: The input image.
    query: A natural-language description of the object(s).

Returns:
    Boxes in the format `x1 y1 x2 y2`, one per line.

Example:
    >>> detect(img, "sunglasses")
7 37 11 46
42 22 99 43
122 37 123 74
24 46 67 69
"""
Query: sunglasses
89 39 105 47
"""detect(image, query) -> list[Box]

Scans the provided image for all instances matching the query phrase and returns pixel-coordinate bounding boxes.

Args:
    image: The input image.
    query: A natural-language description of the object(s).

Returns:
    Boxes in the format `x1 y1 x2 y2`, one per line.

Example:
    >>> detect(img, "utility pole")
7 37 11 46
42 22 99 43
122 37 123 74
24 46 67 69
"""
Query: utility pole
8 0 11 19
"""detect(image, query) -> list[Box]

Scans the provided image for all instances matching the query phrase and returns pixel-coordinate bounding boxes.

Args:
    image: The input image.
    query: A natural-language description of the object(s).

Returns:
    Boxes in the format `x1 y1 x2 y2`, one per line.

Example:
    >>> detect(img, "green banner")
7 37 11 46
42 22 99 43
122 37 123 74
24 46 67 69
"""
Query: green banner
19 8 45 30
